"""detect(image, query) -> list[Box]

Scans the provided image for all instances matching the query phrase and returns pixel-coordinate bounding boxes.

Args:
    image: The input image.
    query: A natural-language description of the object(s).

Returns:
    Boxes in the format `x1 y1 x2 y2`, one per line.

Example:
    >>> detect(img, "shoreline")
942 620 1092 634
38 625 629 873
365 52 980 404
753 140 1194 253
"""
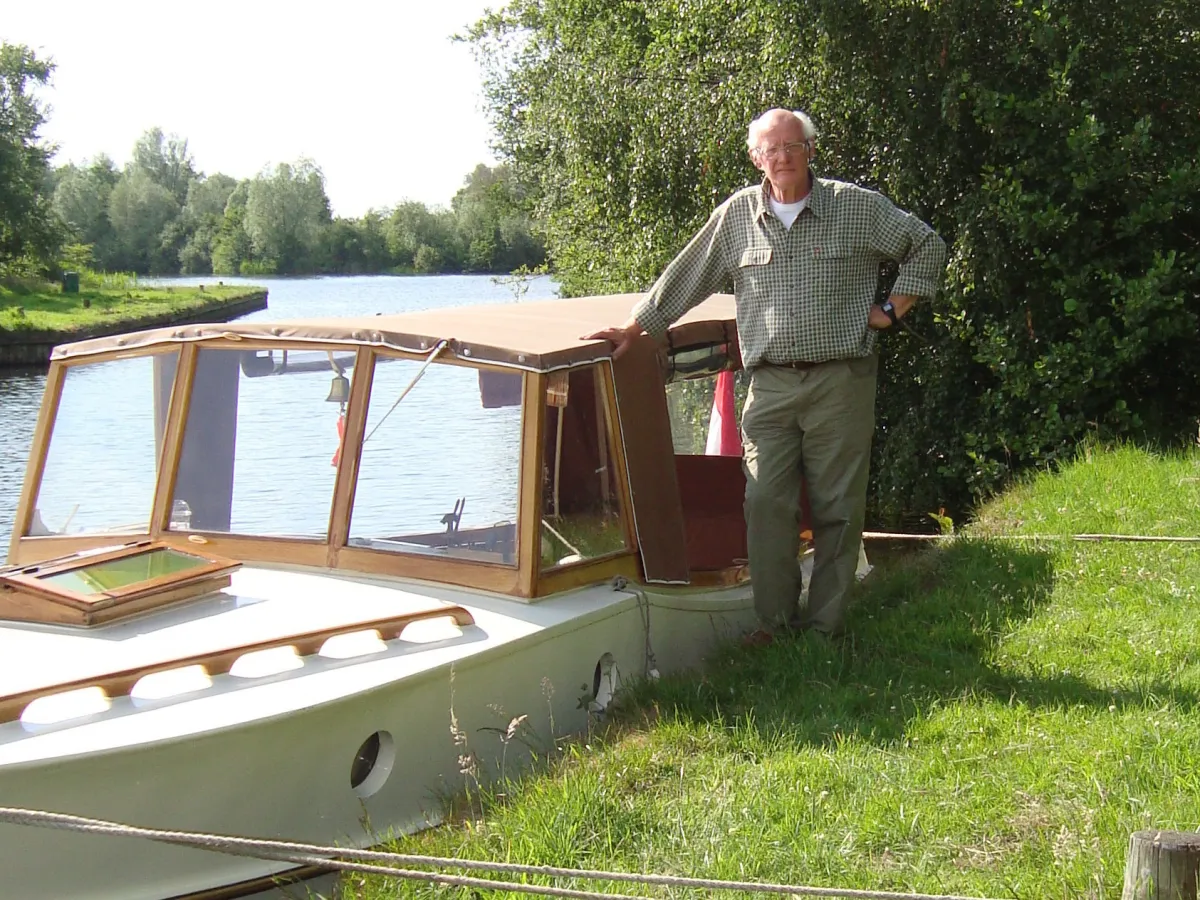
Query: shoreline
0 290 268 368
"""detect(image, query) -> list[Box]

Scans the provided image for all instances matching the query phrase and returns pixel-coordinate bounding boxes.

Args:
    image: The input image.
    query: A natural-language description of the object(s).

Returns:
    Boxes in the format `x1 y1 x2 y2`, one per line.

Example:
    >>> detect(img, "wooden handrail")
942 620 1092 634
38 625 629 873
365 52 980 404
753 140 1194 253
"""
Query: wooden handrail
0 605 475 724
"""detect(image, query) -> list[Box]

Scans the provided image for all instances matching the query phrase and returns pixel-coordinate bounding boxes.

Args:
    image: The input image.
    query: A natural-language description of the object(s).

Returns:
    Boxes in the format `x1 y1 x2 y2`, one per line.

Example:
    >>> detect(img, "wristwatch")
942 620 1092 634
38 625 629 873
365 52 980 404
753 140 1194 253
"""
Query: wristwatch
880 300 899 327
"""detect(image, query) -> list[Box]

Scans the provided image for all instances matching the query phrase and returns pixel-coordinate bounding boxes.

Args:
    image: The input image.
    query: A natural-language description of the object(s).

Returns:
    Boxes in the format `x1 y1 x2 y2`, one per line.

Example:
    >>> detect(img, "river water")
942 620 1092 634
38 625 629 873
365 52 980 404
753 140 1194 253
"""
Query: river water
0 274 561 550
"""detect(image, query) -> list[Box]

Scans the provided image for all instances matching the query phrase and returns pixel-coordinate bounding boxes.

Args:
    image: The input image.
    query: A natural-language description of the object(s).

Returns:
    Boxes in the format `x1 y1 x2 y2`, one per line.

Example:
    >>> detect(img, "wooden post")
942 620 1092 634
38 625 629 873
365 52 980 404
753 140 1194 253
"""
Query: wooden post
1123 830 1200 899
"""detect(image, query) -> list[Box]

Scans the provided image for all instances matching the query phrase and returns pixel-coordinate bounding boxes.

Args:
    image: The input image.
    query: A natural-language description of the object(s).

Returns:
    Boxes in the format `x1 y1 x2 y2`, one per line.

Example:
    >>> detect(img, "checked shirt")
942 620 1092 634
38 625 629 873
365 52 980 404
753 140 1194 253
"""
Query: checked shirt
633 176 947 369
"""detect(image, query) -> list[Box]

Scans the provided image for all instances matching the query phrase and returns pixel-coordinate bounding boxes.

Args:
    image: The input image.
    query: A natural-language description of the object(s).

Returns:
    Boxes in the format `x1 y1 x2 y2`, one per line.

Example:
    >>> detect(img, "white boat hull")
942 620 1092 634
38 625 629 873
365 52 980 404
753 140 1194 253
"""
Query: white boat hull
0 568 755 899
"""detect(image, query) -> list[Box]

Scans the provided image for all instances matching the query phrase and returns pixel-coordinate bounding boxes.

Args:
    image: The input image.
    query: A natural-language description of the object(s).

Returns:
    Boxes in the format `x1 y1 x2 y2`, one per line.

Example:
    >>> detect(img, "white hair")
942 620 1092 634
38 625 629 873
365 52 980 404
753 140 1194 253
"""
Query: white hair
746 109 817 151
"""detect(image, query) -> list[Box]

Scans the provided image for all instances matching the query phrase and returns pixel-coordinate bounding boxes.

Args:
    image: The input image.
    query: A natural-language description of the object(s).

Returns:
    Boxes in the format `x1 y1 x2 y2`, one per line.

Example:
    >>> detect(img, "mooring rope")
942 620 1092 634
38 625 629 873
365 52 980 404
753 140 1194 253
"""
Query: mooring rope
0 806 1009 900
862 530 1200 544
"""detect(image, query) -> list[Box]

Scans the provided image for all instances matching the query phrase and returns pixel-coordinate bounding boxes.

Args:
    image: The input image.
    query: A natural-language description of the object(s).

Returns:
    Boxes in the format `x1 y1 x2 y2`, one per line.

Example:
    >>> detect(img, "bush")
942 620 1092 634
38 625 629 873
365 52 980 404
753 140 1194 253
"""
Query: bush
470 0 1200 523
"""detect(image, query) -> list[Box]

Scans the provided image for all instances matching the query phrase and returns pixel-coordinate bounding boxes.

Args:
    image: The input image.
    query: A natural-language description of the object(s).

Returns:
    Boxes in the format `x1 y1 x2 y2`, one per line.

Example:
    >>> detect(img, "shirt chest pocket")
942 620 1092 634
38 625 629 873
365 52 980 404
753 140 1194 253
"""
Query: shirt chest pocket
739 248 773 267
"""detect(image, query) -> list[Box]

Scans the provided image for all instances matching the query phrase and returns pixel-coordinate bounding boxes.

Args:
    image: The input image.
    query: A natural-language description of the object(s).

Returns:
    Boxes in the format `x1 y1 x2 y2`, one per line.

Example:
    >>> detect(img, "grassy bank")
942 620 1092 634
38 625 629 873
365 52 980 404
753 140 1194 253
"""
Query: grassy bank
0 278 263 338
349 444 1200 900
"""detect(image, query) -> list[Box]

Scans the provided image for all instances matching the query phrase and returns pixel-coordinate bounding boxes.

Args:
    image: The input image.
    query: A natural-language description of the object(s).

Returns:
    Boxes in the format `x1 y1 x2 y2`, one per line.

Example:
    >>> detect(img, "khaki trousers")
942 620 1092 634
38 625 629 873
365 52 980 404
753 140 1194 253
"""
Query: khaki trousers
741 354 877 634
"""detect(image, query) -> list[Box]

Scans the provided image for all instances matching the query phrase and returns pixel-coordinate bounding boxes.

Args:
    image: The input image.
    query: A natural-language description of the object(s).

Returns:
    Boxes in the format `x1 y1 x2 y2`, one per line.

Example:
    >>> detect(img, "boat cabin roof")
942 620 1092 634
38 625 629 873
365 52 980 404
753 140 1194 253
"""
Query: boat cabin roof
51 293 739 374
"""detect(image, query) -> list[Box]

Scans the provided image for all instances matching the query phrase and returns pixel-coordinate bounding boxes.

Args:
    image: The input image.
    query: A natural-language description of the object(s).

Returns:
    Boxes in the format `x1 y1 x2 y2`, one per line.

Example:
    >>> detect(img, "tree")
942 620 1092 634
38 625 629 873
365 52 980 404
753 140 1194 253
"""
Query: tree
243 159 332 273
0 43 60 272
51 155 121 267
107 169 180 273
130 127 196 206
177 173 238 273
451 163 545 272
468 0 1200 522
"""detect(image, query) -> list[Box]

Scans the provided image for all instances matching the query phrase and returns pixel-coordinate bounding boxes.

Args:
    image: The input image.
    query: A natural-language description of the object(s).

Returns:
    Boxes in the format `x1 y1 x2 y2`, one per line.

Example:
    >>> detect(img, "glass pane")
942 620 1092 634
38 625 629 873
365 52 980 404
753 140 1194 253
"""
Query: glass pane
540 367 627 569
32 352 179 536
42 547 211 595
665 371 747 454
350 359 522 566
172 348 357 539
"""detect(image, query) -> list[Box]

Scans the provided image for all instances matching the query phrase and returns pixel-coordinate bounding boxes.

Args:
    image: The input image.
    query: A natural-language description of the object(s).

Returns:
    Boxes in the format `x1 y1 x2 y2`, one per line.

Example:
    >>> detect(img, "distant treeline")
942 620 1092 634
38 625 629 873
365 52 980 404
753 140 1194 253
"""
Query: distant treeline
50 129 545 277
0 42 544 279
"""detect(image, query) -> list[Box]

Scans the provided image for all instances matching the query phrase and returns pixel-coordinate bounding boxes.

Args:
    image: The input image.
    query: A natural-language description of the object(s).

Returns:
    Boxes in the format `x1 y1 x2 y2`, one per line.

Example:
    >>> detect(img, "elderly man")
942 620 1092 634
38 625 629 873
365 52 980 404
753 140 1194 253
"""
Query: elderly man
590 108 946 641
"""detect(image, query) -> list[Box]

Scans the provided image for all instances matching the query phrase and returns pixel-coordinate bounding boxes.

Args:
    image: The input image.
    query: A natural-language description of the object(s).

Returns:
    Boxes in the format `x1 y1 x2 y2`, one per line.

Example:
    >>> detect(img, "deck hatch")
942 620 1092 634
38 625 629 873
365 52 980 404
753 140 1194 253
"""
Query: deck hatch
0 541 241 626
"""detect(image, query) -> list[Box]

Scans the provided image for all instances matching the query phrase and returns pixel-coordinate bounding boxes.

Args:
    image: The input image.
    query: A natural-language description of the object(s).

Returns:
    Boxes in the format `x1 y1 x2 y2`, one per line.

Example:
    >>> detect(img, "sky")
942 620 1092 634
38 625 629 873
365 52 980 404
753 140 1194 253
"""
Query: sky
3 0 502 217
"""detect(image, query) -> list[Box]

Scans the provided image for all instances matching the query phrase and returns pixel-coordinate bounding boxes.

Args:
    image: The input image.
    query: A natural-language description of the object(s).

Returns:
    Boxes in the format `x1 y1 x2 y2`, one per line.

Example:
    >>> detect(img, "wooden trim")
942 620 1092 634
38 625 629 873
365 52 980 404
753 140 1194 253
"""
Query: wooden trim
534 552 641 597
1 540 242 626
8 362 66 562
150 343 197 537
0 605 476 723
684 565 752 588
165 865 331 900
598 362 641 560
46 345 184 368
158 533 330 568
516 373 545 598
327 348 374 566
10 533 153 566
337 546 521 595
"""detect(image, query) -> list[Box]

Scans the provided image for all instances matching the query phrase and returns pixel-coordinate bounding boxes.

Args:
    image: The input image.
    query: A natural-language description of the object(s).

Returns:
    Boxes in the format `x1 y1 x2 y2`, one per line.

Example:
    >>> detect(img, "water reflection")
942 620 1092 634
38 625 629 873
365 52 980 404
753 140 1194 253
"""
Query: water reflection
0 274 558 550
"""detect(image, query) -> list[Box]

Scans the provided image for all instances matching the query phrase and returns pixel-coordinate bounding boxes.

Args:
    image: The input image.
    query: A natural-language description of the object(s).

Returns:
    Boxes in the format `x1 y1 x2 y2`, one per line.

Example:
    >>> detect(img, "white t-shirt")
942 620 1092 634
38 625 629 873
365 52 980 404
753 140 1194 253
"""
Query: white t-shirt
769 195 809 230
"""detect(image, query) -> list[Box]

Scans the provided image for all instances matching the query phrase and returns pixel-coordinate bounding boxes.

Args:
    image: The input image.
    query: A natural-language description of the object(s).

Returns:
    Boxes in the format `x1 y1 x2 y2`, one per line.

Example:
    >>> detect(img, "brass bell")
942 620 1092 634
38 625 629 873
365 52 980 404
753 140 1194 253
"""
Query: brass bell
326 373 351 404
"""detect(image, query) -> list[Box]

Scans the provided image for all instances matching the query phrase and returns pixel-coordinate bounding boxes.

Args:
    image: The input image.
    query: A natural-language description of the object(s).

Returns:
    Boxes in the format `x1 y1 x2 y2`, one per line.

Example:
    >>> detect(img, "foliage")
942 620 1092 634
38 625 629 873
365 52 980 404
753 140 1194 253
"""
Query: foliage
0 43 61 274
243 158 331 274
106 169 181 274
44 125 545 279
466 0 1200 522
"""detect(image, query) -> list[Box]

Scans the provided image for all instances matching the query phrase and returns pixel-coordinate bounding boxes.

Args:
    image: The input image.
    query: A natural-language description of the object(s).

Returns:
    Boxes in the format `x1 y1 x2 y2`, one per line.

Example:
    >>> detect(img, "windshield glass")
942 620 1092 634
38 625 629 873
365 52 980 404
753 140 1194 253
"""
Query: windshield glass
349 357 523 566
171 348 356 539
31 351 179 537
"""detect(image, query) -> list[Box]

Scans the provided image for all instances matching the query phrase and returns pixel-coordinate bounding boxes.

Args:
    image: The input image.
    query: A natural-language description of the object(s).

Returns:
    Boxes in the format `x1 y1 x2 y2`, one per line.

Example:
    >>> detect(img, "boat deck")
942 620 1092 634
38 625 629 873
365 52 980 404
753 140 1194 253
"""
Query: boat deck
0 566 635 766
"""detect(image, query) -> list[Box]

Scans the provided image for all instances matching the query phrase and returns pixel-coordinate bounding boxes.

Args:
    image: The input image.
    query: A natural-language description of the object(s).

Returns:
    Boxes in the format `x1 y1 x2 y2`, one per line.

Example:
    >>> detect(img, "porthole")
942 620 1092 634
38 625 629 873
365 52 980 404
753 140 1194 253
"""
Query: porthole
350 730 396 798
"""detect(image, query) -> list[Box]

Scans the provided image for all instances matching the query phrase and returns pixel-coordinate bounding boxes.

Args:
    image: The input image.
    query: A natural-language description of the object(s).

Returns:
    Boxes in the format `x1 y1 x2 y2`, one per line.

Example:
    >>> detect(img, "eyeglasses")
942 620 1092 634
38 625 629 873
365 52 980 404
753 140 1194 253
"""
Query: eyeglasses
754 141 809 161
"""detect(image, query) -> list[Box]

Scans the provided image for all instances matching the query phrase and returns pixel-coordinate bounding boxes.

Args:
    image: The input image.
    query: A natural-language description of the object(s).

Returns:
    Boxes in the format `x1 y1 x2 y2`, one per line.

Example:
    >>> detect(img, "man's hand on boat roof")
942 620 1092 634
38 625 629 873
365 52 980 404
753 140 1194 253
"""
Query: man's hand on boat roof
583 318 644 360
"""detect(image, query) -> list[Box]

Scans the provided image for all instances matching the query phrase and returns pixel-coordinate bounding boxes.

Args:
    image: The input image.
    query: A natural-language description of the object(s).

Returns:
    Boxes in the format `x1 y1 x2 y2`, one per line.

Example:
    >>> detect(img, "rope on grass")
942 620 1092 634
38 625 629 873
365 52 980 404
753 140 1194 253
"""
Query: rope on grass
0 806 1009 900
863 531 1200 544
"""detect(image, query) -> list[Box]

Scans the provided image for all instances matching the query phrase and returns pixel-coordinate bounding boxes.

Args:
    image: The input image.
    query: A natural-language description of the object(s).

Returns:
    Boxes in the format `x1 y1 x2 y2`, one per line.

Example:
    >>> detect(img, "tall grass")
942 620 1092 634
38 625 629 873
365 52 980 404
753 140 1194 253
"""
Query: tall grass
344 444 1200 900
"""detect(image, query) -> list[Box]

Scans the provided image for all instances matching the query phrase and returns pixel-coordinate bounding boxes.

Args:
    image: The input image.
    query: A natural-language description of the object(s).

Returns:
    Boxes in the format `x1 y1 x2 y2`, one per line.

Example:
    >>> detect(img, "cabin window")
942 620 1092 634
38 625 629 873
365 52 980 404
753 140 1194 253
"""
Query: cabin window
540 366 627 570
348 358 522 566
170 347 357 539
30 352 179 538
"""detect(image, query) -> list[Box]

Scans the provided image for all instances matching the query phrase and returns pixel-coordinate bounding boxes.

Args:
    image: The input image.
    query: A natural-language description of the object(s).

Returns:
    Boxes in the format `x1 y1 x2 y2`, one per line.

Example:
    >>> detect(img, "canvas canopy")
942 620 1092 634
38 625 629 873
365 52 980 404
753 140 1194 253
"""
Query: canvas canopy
51 293 739 373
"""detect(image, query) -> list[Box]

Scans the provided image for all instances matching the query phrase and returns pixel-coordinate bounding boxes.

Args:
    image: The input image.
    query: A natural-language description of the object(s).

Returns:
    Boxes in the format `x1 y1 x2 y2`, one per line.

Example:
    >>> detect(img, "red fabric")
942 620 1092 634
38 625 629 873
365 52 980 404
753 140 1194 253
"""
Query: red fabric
331 412 345 467
705 369 741 456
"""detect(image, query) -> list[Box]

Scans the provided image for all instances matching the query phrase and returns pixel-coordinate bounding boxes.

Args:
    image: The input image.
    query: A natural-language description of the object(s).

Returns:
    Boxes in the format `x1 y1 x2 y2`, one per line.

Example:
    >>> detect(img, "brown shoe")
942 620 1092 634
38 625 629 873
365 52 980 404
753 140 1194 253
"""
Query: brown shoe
740 628 775 649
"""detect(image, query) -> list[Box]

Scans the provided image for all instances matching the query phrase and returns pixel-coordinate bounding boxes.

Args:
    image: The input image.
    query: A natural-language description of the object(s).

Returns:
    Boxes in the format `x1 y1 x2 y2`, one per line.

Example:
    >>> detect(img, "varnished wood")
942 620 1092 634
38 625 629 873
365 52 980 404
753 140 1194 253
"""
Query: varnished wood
0 605 476 723
8 362 66 562
683 565 752 588
149 344 197 537
0 541 241 626
327 348 375 566
598 362 641 562
158 533 330 567
337 545 522 595
11 533 154 567
516 373 545 598
534 552 641 597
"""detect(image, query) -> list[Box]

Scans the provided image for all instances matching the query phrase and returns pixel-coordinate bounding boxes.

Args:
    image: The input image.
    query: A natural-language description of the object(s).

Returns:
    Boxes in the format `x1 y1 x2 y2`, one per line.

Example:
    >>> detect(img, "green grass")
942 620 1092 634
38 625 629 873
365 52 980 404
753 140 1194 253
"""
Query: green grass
0 278 262 336
345 444 1200 900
